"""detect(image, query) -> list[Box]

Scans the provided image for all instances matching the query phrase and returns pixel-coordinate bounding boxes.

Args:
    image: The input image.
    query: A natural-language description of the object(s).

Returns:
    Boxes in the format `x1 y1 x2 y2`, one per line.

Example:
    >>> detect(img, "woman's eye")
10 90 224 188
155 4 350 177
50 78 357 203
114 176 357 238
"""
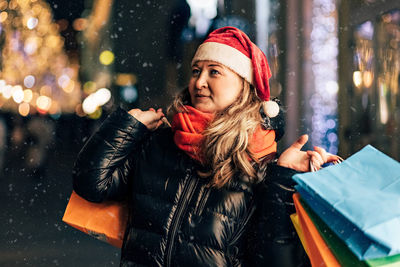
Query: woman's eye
192 69 200 76
210 69 220 75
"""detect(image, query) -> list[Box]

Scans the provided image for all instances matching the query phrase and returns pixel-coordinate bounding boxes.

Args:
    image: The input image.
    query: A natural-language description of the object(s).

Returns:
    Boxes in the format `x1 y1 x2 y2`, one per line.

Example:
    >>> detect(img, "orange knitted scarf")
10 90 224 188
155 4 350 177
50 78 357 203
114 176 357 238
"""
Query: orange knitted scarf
172 105 277 162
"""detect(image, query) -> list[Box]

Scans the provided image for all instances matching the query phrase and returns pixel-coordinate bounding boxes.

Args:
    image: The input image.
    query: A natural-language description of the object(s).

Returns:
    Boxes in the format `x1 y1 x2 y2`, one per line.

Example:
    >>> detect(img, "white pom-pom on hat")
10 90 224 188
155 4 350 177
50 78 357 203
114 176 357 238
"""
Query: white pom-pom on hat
262 100 280 118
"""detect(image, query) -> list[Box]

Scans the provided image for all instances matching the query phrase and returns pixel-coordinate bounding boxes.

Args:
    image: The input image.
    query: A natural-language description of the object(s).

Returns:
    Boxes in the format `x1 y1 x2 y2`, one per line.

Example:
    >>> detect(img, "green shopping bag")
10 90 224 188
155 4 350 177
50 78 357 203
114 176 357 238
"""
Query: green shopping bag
300 197 400 267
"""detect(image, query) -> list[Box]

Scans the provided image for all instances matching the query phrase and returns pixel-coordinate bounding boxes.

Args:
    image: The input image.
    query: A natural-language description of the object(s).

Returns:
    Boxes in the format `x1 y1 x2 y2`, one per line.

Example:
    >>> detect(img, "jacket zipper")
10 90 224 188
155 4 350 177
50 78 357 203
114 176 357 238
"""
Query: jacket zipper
165 169 198 267
193 186 210 216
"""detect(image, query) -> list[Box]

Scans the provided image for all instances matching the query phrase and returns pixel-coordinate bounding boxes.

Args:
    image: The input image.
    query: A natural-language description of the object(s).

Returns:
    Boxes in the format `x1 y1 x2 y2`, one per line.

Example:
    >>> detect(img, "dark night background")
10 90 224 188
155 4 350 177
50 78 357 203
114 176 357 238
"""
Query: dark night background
1 1 120 266
1 0 399 266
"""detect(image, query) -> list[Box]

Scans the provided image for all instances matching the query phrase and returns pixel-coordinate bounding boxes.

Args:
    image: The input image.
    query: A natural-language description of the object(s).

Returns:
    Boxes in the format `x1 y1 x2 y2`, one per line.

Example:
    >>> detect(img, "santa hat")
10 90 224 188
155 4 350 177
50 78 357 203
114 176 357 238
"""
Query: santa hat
191 26 272 102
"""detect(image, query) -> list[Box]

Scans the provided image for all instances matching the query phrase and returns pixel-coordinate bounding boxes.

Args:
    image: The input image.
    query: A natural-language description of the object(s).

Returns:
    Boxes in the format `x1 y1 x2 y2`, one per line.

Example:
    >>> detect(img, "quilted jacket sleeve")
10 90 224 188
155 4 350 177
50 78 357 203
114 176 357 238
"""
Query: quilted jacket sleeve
72 107 149 203
243 164 310 267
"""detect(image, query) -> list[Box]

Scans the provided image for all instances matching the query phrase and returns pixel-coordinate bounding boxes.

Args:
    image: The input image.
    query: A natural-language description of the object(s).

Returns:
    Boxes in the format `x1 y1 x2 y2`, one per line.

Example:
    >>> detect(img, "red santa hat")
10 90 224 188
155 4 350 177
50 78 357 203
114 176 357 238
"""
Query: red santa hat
191 26 272 102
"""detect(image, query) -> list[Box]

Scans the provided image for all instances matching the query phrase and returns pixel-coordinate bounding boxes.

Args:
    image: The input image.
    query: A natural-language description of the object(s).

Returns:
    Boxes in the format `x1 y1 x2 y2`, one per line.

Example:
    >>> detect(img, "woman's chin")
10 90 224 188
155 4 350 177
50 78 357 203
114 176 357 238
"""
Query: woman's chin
192 103 216 114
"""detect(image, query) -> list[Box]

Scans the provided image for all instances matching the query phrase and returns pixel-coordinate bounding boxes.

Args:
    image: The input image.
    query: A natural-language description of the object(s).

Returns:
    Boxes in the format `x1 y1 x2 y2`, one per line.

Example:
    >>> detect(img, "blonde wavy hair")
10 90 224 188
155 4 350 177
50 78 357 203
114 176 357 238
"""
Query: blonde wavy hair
168 80 264 188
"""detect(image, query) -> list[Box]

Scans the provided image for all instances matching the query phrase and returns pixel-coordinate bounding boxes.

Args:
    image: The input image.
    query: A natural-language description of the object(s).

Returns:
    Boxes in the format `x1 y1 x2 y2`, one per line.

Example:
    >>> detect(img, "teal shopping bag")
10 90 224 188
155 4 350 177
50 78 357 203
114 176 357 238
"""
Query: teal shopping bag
292 145 400 261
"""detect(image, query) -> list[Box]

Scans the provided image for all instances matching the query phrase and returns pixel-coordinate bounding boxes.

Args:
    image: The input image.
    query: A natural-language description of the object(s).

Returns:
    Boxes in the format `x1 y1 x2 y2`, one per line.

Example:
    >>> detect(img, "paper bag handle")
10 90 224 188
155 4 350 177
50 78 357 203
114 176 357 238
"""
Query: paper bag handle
309 156 343 172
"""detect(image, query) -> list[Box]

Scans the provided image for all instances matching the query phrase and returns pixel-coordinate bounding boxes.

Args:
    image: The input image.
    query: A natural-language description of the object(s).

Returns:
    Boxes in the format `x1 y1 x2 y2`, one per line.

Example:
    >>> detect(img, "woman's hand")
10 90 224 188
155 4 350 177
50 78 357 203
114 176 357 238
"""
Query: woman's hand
128 108 165 131
277 134 340 172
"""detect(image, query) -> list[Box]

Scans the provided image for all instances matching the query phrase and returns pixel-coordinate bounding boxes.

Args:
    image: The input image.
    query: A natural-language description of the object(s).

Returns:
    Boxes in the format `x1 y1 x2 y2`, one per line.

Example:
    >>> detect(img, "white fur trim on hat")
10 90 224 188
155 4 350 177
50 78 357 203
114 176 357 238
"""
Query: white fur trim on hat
191 42 253 84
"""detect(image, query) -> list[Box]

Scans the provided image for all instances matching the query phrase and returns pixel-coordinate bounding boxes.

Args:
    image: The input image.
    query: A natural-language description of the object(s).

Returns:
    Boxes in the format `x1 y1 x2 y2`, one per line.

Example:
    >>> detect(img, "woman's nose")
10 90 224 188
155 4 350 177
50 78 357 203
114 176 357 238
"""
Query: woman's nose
195 73 207 89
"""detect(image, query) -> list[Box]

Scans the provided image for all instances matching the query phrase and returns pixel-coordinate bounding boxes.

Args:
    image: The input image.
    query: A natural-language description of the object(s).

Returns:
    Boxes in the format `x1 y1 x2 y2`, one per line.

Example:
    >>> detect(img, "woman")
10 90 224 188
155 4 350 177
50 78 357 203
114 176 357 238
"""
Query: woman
73 27 337 266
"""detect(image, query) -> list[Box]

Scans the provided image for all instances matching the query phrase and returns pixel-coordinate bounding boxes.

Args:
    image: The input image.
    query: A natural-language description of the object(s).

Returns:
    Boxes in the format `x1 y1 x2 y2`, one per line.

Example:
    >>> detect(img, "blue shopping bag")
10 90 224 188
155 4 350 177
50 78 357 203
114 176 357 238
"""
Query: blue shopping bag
292 145 400 261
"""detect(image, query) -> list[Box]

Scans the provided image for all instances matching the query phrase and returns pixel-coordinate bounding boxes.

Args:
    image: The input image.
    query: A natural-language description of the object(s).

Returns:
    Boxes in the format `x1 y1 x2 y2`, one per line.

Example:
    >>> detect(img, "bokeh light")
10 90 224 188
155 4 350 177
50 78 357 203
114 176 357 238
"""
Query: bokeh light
83 81 97 94
24 75 35 88
0 0 81 115
310 0 339 154
2 85 13 99
0 11 8 22
99 50 115 65
36 95 51 111
27 17 38 29
62 80 75 93
12 85 24 103
58 74 71 88
363 70 373 88
72 18 87 31
82 88 112 114
82 94 97 114
121 85 138 103
23 89 33 102
94 88 111 106
353 71 363 88
18 102 30 116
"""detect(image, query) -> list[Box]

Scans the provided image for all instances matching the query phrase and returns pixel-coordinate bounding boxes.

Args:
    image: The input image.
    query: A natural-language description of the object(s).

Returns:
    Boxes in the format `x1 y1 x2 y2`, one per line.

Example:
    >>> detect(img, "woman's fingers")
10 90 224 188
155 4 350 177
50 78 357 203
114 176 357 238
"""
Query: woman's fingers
282 140 343 172
156 108 164 117
128 108 165 130
291 134 309 150
327 153 342 163
307 146 342 171
307 150 324 169
146 110 163 126
315 146 342 163
314 146 328 163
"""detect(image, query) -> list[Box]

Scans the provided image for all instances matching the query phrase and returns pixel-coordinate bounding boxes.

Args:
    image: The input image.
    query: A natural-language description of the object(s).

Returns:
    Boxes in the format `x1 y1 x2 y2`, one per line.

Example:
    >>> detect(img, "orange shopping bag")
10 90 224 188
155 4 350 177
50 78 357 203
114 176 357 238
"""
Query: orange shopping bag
293 193 340 267
62 191 128 248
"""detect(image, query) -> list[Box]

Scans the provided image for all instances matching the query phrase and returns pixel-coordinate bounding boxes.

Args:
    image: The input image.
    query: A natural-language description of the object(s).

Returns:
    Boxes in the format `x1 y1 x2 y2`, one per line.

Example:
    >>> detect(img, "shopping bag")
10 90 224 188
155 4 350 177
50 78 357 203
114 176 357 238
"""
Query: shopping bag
62 191 128 248
300 195 400 267
293 193 341 267
290 213 309 256
292 145 400 260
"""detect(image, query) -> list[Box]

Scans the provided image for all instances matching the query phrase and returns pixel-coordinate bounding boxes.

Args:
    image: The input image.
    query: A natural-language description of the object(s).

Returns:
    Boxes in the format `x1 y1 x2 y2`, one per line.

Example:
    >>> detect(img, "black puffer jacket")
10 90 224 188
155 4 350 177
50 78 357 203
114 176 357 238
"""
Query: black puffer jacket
73 108 309 267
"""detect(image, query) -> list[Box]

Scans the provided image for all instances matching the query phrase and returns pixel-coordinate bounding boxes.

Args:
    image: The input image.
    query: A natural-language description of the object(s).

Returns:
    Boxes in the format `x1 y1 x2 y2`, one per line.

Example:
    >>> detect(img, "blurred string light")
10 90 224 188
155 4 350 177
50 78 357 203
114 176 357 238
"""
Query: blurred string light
310 0 339 154
0 0 82 117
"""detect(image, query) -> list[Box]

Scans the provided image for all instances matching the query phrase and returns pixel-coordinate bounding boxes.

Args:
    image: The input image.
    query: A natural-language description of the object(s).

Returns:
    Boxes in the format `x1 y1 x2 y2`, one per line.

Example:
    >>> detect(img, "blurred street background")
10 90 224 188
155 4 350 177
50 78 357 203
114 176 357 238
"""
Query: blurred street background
0 0 399 266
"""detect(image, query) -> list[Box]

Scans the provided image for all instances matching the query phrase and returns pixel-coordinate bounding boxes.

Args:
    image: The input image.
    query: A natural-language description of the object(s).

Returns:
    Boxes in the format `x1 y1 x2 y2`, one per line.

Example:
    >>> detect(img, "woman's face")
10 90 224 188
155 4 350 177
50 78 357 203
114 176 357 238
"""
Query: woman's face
188 60 243 113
